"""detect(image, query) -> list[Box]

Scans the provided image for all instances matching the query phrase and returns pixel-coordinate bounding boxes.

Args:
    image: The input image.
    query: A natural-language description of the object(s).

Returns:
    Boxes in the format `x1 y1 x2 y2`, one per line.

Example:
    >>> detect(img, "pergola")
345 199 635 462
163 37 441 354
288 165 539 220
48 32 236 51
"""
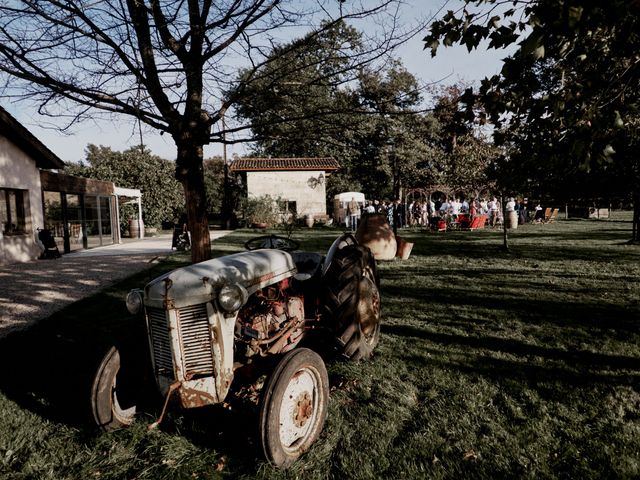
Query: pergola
114 186 144 239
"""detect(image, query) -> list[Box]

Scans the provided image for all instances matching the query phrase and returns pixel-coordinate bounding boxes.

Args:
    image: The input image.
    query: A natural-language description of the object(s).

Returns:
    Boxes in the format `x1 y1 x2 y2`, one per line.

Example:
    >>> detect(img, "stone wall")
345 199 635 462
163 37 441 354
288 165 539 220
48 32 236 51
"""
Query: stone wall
246 170 327 216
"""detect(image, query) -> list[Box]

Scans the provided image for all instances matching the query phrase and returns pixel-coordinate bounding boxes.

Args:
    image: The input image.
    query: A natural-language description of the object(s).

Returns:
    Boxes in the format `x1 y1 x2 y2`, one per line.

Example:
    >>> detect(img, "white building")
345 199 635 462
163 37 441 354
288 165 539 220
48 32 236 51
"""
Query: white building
231 157 340 219
0 106 142 265
0 106 65 264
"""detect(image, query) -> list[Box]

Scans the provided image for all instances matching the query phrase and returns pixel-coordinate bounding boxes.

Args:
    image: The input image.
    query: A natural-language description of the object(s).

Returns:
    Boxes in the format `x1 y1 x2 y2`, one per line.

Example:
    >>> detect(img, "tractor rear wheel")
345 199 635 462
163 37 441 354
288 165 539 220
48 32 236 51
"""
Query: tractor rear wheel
322 245 381 360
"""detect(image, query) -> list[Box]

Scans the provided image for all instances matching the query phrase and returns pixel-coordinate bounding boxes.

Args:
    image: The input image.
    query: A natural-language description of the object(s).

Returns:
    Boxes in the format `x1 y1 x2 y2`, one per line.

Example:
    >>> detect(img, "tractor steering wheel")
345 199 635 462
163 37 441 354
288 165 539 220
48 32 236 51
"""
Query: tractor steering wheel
244 234 300 252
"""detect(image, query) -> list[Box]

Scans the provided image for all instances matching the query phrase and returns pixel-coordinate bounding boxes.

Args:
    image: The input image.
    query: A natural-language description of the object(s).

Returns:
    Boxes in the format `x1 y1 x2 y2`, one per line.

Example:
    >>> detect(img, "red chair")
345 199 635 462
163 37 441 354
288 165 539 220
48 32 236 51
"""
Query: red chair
457 214 471 229
463 214 487 230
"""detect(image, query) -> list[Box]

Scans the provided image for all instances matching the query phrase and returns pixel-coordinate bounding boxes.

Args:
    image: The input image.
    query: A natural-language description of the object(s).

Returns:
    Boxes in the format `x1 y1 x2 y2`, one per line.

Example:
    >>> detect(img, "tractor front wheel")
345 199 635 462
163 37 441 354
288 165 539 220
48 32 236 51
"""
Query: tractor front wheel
91 345 139 431
259 348 329 468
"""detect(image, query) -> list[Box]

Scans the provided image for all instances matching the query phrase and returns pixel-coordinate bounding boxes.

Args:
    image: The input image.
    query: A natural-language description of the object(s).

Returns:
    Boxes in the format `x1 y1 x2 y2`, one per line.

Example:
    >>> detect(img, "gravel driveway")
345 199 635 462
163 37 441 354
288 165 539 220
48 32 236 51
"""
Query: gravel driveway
0 231 231 339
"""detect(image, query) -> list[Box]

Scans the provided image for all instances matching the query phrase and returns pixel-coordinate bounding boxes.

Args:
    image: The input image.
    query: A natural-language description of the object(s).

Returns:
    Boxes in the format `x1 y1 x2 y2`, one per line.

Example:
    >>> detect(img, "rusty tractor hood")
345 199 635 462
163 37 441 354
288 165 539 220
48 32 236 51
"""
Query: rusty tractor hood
144 249 297 309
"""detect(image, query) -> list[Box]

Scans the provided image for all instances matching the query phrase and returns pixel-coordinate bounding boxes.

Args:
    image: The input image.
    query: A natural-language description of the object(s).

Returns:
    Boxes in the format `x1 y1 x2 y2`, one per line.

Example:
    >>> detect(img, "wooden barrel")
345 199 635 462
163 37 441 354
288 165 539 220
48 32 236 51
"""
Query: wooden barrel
355 213 397 260
129 218 140 238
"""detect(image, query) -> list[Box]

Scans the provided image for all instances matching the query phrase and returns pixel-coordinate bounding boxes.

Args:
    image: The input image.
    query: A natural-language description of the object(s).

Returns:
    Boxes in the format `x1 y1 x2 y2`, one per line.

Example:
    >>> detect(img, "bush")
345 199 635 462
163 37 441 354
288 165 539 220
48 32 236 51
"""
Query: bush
241 195 284 227
66 145 184 229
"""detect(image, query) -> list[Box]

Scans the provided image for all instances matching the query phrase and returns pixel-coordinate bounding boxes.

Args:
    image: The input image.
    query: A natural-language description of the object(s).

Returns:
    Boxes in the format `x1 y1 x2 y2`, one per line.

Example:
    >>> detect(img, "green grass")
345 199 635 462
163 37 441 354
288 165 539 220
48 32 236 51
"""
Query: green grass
1 216 639 479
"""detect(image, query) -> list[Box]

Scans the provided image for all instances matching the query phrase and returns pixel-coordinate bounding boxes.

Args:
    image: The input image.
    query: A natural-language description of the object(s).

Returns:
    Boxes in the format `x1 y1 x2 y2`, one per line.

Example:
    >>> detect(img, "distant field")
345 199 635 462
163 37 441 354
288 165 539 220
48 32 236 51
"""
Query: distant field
0 214 638 479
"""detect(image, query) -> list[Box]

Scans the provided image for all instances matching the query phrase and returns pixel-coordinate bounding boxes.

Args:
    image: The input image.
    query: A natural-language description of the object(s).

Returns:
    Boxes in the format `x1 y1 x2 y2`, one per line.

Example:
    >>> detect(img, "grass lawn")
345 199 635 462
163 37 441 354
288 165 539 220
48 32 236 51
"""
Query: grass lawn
0 215 639 479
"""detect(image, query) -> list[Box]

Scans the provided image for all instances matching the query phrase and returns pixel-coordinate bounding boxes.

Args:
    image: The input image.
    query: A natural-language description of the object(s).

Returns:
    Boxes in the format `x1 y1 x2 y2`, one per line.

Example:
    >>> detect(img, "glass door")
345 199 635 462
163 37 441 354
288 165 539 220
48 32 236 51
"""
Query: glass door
66 194 84 251
84 195 114 248
43 191 64 247
99 196 113 246
84 195 101 248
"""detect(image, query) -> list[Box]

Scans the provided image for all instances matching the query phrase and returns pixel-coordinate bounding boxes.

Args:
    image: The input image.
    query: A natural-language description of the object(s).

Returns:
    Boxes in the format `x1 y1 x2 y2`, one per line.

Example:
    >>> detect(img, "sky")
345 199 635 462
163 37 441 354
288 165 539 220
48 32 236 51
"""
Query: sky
3 1 512 165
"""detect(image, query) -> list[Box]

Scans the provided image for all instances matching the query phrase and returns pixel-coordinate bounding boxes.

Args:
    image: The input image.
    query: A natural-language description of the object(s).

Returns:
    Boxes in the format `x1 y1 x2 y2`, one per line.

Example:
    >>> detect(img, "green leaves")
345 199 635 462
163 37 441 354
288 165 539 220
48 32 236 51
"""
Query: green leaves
567 6 584 29
521 31 544 59
613 110 624 128
488 25 520 49
74 145 184 229
425 0 640 204
602 144 616 162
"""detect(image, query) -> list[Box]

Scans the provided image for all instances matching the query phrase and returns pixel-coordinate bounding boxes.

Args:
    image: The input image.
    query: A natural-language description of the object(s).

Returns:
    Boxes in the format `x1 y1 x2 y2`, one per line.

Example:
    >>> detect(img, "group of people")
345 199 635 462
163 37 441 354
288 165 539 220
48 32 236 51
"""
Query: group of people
347 196 543 231
346 198 405 230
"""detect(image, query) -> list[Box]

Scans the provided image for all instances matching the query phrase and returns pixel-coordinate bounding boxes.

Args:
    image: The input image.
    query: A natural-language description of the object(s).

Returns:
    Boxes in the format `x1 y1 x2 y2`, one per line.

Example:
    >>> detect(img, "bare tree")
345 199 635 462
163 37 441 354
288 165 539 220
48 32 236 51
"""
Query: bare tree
0 0 412 262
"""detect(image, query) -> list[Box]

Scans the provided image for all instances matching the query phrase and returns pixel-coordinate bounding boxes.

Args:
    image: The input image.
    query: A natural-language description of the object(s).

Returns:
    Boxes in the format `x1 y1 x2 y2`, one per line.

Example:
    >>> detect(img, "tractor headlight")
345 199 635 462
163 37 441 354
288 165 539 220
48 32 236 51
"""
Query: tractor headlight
218 284 248 312
125 289 144 314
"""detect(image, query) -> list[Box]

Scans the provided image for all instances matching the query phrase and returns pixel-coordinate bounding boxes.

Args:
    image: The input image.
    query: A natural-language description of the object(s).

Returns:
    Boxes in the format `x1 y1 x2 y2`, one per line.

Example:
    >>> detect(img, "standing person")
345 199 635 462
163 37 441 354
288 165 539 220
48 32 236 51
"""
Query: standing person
412 201 422 226
428 198 436 222
494 197 503 225
384 201 393 226
347 197 360 231
518 198 528 224
394 199 405 228
488 197 498 226
450 198 461 215
480 198 488 214
439 198 449 214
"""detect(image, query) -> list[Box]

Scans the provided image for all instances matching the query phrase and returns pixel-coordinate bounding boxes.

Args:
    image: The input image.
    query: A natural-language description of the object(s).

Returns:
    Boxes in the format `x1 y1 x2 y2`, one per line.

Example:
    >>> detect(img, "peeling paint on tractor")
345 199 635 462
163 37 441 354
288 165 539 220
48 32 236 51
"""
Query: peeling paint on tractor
176 377 220 408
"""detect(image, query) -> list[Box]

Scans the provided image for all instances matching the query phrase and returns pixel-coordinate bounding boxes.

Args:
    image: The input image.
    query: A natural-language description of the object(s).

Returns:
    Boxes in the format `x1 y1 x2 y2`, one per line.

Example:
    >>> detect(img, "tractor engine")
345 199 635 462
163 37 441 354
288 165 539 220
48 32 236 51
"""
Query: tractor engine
235 279 306 358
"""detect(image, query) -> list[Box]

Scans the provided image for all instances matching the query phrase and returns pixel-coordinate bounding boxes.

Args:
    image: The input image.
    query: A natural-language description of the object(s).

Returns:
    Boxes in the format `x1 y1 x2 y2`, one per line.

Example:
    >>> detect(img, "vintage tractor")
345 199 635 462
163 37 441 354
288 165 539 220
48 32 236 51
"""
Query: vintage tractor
91 233 380 468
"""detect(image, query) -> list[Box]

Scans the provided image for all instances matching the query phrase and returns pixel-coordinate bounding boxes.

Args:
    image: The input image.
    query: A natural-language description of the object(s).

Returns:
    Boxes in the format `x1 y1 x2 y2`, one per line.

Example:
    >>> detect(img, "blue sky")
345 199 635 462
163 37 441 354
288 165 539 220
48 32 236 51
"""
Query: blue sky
4 1 511 164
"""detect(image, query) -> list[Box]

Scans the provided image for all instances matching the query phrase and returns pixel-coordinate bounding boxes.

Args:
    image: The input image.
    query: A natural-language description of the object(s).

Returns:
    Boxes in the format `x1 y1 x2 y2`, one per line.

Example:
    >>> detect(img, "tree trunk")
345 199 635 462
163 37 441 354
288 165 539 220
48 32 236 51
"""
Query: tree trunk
501 194 509 251
632 188 640 243
392 149 400 236
177 142 211 263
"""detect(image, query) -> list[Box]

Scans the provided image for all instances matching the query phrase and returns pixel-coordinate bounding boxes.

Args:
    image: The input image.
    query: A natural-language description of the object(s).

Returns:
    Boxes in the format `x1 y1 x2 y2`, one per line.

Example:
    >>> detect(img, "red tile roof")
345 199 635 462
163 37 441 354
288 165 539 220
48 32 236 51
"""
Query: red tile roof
230 157 339 172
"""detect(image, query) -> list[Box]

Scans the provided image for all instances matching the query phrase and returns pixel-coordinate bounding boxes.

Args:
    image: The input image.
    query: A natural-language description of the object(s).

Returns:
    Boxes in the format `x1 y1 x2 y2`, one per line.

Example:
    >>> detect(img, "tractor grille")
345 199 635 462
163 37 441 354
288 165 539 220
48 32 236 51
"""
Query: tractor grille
176 304 215 377
147 307 174 380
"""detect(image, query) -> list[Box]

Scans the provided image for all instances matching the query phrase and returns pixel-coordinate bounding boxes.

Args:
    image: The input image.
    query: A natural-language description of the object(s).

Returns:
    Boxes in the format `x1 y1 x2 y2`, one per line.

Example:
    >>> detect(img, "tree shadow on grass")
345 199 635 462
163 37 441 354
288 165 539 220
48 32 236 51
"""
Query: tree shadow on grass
381 282 640 334
383 324 640 388
0 304 147 428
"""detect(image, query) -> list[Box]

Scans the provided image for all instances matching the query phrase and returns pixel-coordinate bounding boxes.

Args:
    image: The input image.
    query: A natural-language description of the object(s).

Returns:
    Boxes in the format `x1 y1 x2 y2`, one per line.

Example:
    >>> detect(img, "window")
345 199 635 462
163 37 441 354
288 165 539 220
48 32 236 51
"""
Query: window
281 200 297 215
0 189 27 234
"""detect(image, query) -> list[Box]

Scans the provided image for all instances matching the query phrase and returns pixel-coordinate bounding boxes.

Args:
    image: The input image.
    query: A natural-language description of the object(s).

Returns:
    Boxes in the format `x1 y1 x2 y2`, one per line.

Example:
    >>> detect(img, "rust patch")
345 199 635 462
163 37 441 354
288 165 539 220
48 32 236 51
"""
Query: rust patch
177 385 218 409
162 278 175 309
247 271 275 287
294 392 313 427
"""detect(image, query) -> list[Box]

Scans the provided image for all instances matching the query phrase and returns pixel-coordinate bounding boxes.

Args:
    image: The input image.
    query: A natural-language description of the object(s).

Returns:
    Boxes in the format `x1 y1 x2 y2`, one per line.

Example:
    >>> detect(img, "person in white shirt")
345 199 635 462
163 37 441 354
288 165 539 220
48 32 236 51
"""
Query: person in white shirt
488 197 499 226
450 198 461 215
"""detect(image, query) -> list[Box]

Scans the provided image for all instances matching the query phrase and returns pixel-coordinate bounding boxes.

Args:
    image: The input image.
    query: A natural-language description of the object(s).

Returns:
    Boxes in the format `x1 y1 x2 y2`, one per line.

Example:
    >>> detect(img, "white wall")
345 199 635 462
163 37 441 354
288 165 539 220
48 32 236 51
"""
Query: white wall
0 135 44 264
246 170 328 216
